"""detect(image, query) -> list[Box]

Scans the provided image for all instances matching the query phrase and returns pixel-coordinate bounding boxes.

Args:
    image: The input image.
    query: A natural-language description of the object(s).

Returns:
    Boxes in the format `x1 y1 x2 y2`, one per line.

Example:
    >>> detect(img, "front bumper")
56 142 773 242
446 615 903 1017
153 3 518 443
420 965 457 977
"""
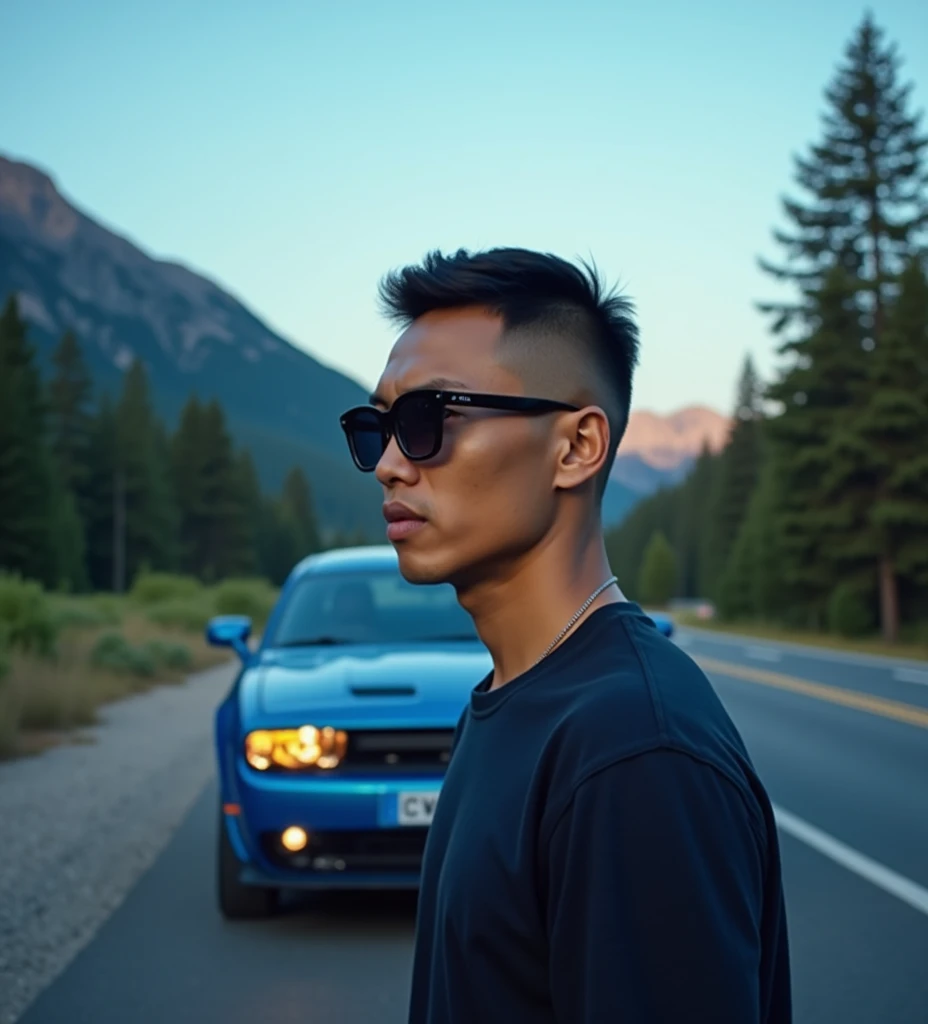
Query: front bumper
225 766 443 890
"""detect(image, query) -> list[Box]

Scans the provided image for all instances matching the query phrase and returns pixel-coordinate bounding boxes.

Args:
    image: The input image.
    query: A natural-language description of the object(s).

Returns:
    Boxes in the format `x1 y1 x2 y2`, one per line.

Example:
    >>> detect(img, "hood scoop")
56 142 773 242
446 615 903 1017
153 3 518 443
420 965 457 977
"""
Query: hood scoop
349 684 417 698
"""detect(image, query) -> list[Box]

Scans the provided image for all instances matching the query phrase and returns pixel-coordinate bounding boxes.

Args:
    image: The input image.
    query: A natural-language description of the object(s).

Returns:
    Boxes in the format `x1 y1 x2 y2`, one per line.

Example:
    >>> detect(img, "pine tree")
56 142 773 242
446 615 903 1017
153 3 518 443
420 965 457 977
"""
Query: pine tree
83 396 118 590
47 329 94 590
637 530 677 607
171 396 208 576
758 13 928 636
704 355 765 598
764 266 870 628
0 296 58 585
172 397 256 581
47 476 88 593
114 358 177 588
48 330 93 503
236 449 265 574
256 497 303 586
759 13 928 342
825 255 928 640
201 400 256 579
280 466 322 559
671 442 722 599
717 459 786 622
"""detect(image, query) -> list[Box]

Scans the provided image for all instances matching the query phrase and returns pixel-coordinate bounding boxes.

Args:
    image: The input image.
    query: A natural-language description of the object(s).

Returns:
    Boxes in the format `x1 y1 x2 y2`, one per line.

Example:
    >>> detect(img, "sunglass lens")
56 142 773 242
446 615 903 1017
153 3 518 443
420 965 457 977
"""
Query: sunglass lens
347 409 385 470
396 394 441 459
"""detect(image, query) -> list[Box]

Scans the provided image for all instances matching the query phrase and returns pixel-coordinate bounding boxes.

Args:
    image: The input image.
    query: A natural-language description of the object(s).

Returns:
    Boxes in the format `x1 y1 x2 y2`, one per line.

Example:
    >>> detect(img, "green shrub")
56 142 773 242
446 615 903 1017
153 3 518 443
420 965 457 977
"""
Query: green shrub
212 578 277 628
48 595 123 631
142 639 193 672
130 572 204 606
0 573 58 655
86 594 125 625
90 632 157 678
145 599 214 632
827 583 875 638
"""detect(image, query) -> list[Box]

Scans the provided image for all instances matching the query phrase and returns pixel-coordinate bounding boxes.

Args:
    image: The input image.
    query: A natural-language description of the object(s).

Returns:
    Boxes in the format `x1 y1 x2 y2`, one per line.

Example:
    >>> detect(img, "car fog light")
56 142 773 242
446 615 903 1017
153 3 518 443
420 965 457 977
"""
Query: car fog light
281 826 308 852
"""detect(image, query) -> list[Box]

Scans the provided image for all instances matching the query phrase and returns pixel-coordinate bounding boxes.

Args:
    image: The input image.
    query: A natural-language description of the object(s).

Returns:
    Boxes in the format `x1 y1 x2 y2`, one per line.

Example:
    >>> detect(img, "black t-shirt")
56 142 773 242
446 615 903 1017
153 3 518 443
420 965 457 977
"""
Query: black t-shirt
407 601 792 1024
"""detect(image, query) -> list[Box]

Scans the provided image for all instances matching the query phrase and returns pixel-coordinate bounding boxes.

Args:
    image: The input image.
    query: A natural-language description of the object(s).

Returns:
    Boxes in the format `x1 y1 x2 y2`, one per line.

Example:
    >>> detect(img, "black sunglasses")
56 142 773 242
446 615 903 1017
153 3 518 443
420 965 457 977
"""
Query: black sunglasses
339 389 580 472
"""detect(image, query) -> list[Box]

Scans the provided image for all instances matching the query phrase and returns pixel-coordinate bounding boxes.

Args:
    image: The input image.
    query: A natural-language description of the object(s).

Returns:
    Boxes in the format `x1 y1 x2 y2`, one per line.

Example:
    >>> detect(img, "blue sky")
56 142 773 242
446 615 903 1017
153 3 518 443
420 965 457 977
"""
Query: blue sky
2 0 926 414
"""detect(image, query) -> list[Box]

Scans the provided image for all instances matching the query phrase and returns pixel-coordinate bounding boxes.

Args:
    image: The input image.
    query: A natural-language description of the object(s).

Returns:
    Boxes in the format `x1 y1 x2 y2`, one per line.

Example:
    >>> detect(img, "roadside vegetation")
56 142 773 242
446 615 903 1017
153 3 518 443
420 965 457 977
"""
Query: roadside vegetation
0 571 278 760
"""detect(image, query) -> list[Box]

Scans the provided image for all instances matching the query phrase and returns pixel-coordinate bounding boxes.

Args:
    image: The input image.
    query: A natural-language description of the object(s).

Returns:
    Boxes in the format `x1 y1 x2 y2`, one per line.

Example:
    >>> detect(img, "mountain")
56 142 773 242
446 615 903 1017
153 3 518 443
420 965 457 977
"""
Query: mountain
613 406 729 490
600 475 641 527
618 406 730 470
600 407 730 527
0 153 382 537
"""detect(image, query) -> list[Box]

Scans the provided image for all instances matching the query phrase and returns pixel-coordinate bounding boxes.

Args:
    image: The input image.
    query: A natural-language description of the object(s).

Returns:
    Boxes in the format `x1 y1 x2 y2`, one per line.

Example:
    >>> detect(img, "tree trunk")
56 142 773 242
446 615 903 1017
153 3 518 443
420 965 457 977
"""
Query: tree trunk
878 553 899 643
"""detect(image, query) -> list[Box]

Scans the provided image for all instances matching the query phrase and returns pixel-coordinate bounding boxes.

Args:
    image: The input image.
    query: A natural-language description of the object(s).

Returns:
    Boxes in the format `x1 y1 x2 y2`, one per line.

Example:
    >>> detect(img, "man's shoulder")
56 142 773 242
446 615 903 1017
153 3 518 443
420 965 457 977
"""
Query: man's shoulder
539 613 758 816
553 610 731 746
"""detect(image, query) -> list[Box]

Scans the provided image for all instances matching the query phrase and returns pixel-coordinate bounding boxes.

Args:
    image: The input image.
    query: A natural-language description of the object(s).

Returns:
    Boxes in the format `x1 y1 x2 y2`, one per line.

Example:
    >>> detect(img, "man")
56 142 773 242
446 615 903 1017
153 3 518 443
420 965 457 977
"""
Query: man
339 247 791 1023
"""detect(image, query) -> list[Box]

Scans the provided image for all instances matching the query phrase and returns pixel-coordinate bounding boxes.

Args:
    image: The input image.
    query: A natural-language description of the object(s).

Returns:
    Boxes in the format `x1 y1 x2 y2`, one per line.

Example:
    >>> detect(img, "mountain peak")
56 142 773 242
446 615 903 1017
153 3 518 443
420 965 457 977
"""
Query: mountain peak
0 154 80 246
617 405 730 471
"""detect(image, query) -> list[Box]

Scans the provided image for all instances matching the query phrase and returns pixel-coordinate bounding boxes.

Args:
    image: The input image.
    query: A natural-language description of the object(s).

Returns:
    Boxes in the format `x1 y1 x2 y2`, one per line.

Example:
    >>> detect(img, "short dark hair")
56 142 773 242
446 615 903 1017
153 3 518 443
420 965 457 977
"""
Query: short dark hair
378 247 640 487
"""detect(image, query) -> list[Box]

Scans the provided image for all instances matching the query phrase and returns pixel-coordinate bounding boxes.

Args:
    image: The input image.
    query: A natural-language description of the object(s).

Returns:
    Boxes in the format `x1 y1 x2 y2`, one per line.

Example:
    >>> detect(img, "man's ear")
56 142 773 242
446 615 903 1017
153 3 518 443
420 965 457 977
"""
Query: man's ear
552 407 612 491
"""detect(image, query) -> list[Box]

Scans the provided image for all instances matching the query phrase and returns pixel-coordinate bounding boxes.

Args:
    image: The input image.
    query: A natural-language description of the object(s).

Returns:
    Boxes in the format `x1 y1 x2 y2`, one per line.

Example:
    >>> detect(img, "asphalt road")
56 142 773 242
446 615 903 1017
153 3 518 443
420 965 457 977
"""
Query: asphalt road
19 627 928 1024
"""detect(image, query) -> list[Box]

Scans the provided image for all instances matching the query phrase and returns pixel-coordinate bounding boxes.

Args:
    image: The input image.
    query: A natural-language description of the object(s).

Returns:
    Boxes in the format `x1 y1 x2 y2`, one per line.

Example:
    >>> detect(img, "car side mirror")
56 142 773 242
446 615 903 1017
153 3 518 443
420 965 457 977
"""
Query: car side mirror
648 613 675 639
206 615 253 664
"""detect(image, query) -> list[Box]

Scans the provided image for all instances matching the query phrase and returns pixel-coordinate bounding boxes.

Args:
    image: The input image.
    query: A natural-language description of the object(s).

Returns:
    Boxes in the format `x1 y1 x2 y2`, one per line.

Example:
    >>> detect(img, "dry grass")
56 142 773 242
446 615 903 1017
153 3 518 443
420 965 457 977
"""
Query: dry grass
675 613 928 662
0 611 232 762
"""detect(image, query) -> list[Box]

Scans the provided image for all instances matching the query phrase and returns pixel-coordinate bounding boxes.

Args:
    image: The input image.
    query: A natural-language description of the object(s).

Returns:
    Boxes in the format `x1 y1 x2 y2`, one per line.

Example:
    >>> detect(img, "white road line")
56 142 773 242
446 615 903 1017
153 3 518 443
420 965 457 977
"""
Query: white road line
745 646 782 663
773 804 928 918
680 626 928 672
894 668 928 686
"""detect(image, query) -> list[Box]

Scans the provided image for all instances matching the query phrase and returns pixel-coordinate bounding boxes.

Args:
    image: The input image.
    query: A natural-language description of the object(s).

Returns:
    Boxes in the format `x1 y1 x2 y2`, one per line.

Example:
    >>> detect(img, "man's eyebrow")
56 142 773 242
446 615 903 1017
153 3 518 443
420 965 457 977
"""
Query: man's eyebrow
418 377 472 392
369 377 472 407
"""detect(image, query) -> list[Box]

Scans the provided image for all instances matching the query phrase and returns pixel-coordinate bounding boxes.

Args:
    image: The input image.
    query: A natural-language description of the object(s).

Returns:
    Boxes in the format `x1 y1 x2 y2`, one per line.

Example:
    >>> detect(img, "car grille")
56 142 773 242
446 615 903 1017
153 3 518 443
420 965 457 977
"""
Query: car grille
343 729 453 771
262 828 429 873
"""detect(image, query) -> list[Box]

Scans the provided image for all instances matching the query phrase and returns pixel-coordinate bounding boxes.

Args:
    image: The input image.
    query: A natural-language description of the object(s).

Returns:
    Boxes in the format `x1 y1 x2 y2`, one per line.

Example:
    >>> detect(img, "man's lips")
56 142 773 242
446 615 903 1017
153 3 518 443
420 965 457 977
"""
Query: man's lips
382 502 427 540
383 501 426 523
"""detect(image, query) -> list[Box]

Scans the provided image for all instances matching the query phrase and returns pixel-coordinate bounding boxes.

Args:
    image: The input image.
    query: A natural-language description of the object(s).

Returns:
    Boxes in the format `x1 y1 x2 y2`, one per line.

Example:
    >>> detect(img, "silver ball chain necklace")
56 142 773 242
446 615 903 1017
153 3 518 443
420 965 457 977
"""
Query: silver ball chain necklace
530 574 618 669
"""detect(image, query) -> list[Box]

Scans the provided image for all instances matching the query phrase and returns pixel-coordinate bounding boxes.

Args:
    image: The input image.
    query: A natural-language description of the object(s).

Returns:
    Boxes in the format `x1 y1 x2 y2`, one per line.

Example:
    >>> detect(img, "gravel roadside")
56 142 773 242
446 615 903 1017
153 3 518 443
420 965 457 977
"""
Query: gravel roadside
0 660 238 1024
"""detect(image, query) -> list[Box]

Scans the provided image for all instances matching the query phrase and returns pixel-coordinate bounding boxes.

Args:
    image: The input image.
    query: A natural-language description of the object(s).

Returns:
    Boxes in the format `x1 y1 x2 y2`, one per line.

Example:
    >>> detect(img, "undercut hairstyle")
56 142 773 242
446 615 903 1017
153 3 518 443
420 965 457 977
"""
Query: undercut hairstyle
378 247 640 493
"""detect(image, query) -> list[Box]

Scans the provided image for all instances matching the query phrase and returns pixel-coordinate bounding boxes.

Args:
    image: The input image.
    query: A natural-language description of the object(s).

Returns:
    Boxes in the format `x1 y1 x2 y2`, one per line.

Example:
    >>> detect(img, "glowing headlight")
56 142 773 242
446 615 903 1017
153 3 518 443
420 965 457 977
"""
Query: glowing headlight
245 726 348 770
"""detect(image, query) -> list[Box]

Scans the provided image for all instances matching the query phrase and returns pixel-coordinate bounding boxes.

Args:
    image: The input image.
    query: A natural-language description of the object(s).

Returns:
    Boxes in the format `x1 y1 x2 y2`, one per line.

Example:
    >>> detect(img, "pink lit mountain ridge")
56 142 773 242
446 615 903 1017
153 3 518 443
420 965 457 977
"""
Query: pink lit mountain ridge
600 407 730 525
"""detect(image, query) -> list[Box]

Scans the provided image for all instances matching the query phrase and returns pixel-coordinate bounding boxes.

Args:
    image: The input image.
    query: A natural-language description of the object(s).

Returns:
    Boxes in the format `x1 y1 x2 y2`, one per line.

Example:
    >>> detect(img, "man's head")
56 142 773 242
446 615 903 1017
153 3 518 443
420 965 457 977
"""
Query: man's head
342 247 639 586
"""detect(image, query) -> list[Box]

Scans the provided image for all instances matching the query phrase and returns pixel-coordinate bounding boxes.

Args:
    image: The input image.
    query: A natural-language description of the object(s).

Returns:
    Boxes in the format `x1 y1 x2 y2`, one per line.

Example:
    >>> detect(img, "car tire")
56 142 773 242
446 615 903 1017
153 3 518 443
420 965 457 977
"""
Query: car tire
217 808 279 919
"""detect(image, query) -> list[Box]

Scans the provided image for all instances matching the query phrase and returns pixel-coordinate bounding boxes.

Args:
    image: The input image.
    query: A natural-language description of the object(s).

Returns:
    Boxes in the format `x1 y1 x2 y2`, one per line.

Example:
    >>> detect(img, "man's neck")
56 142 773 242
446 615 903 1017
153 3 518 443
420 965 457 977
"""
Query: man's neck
457 533 626 690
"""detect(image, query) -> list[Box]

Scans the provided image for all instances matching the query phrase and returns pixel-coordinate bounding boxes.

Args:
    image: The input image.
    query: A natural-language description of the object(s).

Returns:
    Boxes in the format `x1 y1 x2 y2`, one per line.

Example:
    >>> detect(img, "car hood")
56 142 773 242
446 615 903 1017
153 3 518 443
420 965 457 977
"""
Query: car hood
249 642 492 726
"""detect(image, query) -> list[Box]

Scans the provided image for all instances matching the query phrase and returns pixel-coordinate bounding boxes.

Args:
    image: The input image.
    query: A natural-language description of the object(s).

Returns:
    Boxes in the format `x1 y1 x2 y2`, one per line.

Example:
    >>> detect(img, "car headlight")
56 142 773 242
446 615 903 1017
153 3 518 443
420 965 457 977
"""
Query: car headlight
244 726 348 771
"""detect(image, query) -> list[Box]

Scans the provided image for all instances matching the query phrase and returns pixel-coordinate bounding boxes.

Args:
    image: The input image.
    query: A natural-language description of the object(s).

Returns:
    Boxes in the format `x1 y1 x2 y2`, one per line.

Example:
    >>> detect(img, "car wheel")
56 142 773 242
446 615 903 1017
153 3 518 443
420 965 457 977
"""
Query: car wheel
217 808 279 919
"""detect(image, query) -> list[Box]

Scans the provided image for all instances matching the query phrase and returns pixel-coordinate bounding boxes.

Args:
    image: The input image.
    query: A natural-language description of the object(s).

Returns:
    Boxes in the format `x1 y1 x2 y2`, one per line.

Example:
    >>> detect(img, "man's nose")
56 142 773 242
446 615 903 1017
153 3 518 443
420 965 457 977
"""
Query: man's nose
374 433 418 488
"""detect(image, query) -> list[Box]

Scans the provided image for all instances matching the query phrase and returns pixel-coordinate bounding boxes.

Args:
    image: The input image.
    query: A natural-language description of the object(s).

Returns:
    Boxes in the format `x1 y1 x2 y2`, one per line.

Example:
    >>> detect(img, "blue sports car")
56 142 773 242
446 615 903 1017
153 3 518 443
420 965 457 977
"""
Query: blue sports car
207 544 674 919
208 544 490 918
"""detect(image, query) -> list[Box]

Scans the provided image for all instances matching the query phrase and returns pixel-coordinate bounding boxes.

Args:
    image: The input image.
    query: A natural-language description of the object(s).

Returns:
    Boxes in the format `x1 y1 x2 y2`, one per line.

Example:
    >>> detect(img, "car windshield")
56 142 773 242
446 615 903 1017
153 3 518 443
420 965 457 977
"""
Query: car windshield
266 567 480 646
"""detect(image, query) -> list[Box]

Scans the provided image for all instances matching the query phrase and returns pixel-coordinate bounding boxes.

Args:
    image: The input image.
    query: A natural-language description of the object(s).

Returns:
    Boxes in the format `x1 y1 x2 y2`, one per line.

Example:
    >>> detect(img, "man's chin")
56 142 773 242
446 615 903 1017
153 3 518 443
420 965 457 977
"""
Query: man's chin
393 546 452 586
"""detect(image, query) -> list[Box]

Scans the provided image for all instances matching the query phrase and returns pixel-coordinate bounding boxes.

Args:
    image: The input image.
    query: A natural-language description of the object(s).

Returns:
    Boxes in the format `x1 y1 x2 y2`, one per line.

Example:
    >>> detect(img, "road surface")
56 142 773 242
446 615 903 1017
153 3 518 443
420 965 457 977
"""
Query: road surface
19 627 928 1024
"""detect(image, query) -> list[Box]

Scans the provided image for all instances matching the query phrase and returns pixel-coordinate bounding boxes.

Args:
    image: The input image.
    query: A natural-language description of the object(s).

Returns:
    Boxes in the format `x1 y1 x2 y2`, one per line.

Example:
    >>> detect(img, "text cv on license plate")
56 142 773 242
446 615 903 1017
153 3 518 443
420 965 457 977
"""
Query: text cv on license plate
398 791 439 825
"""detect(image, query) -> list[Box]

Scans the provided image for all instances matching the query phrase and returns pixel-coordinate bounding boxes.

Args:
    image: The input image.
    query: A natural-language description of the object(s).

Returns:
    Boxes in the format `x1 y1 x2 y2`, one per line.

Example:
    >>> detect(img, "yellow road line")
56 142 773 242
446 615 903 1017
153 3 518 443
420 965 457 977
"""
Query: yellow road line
694 655 928 730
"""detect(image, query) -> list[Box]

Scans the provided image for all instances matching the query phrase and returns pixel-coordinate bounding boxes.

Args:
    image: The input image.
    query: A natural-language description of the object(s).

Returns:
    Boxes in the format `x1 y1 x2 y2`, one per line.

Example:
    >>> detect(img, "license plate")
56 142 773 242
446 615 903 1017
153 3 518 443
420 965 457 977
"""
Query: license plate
397 791 439 826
